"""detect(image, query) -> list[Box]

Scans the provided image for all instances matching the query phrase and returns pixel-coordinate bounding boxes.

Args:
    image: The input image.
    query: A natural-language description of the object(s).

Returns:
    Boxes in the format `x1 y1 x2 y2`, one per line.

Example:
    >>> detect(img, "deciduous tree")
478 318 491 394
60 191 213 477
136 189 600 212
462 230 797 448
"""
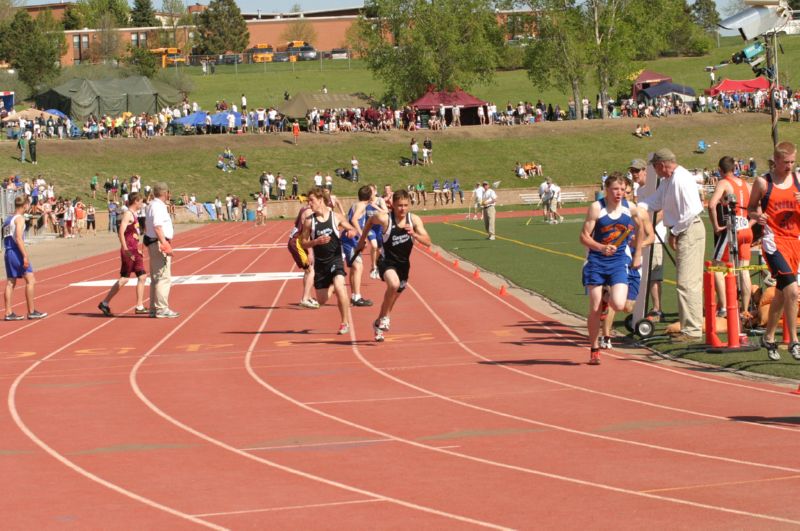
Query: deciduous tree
691 0 720 32
194 0 249 54
1 9 64 92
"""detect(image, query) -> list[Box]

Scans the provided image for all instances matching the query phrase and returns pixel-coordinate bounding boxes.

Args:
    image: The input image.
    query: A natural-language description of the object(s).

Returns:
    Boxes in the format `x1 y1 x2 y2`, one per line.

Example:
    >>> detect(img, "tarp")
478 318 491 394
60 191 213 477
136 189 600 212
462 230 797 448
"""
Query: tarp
173 111 208 127
45 108 68 119
638 82 697 102
34 76 180 121
277 92 373 118
705 77 770 96
1 108 59 122
631 70 672 99
210 111 241 127
409 88 487 111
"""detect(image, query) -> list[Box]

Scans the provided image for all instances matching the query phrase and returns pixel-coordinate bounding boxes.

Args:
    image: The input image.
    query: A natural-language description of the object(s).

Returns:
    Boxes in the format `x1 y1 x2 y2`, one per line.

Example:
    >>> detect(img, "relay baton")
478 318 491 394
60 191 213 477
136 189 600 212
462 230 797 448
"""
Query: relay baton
611 227 633 247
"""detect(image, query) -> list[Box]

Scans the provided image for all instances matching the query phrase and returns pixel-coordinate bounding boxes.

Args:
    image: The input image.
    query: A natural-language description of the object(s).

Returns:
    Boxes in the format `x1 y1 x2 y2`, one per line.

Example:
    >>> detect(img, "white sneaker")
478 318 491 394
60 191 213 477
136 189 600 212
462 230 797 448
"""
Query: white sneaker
370 268 379 279
373 320 385 342
156 309 180 318
378 316 391 331
299 299 319 309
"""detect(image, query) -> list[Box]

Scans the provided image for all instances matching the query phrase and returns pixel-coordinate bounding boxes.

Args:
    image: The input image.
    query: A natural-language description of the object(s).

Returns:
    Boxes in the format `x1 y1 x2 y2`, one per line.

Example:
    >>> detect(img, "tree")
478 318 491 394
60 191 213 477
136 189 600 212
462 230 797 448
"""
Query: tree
0 0 19 24
125 45 158 76
352 0 503 103
62 4 86 30
73 0 129 28
90 12 122 63
524 0 591 119
280 5 318 45
2 9 64 92
130 0 159 27
691 0 720 32
161 0 186 45
194 0 249 54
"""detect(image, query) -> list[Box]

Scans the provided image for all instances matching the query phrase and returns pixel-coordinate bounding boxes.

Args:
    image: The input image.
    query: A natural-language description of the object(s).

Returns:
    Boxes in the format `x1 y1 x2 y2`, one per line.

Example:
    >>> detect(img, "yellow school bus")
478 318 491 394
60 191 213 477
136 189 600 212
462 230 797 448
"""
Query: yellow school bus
249 43 274 63
150 47 186 67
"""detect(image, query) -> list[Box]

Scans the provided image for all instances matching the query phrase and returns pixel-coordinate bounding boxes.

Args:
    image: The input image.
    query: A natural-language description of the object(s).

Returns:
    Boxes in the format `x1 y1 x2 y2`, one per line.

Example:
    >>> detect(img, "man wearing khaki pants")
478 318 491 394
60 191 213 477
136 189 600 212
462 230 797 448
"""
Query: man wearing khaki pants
638 149 705 342
481 181 497 240
145 182 179 318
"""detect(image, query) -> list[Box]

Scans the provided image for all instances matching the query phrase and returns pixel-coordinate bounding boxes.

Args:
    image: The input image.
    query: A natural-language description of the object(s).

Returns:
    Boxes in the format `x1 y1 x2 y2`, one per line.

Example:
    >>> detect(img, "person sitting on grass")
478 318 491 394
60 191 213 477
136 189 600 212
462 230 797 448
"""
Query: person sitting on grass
237 154 248 169
642 123 652 137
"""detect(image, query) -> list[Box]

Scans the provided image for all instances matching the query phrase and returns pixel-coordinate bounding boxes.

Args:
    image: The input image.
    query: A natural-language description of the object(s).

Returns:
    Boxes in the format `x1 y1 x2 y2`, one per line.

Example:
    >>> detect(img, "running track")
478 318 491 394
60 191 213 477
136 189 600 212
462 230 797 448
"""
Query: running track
3 221 800 529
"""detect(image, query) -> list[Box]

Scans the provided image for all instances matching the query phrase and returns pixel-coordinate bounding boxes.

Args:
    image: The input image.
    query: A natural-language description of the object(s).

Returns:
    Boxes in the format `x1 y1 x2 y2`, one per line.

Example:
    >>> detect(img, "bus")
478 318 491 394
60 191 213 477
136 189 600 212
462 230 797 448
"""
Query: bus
150 47 186 67
279 41 317 61
249 43 274 63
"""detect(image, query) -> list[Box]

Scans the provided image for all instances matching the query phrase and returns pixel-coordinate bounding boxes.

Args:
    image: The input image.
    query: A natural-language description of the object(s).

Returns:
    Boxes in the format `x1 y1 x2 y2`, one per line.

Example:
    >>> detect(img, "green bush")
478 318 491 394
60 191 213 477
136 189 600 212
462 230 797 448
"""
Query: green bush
498 44 526 71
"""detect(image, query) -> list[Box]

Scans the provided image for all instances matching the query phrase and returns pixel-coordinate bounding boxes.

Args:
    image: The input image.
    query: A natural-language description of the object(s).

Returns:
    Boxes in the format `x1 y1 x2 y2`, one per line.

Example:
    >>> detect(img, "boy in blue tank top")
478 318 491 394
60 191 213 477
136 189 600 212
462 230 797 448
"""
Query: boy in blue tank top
580 173 646 364
4 196 47 321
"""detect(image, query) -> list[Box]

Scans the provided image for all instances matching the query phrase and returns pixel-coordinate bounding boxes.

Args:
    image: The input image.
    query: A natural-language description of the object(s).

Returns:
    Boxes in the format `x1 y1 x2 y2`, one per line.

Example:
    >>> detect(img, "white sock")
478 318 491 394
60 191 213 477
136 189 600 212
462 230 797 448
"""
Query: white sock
353 294 361 301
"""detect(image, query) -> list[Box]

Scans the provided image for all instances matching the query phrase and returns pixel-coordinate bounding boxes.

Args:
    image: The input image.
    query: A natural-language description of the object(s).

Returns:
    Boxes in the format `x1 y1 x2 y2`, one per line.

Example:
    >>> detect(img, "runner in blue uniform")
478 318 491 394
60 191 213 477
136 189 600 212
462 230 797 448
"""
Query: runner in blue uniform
301 186 358 335
341 185 374 307
357 189 431 342
366 184 387 279
4 196 47 321
580 173 646 364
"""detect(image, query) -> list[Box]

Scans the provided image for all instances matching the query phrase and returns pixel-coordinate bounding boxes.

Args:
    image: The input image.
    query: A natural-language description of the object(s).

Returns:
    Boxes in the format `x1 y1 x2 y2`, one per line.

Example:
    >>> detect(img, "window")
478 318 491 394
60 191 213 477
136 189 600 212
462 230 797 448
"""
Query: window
131 33 138 47
139 33 147 46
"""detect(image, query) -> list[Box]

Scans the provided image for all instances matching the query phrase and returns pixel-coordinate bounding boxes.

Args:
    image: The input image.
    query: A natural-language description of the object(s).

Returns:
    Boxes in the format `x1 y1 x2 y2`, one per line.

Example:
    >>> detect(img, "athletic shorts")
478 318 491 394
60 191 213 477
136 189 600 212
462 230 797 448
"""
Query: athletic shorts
763 240 800 291
287 236 310 270
627 267 641 302
369 224 382 243
4 248 33 278
314 258 346 290
341 240 362 267
582 259 628 288
713 228 753 263
120 249 146 278
650 244 664 282
378 256 409 293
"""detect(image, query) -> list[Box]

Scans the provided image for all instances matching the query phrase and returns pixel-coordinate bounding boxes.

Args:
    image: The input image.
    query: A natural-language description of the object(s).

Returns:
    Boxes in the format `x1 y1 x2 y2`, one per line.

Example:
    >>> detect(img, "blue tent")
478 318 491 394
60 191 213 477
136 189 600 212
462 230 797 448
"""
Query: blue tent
173 111 207 127
45 108 68 119
210 111 242 127
637 82 696 103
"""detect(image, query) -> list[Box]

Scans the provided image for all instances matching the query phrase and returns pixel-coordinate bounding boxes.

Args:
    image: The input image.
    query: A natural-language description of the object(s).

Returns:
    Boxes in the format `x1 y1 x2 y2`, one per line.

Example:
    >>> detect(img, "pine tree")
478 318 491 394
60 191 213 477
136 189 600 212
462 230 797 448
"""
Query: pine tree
130 0 159 28
194 0 249 54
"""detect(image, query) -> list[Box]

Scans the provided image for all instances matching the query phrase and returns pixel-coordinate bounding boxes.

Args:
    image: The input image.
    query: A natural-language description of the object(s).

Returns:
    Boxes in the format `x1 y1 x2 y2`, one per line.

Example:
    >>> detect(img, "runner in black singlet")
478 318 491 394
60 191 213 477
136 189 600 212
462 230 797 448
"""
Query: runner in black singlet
301 187 359 335
357 189 431 342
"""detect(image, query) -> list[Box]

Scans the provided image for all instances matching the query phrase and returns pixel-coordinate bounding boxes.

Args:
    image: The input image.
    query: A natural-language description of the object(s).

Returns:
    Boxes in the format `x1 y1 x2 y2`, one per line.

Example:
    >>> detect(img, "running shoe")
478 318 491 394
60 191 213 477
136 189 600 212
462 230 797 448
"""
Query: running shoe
156 309 180 319
378 316 391 331
98 302 112 317
338 323 350 335
369 268 379 280
589 349 601 365
4 312 24 321
716 308 727 318
599 336 612 349
762 336 780 361
352 297 373 307
373 319 384 342
299 299 318 309
27 310 47 320
790 342 800 361
134 306 150 315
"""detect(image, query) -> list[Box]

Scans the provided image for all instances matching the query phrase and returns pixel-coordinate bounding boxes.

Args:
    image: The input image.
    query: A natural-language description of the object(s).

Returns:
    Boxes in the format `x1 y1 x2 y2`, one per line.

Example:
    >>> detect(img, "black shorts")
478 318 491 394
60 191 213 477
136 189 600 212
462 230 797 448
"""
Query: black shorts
378 256 410 293
314 258 346 290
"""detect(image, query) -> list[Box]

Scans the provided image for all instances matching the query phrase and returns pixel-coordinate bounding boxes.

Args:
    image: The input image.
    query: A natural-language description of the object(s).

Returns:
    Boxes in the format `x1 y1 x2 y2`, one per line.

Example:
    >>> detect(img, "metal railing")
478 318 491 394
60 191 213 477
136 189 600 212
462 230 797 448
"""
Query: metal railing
0 187 21 221
162 50 361 75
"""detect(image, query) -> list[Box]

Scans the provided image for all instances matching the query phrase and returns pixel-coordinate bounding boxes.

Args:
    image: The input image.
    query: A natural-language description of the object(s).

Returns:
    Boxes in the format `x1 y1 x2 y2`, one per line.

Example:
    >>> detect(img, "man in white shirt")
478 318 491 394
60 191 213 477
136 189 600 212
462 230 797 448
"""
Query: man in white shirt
351 156 359 182
313 171 323 187
638 148 705 341
480 181 497 240
145 182 178 318
471 182 484 220
266 171 275 199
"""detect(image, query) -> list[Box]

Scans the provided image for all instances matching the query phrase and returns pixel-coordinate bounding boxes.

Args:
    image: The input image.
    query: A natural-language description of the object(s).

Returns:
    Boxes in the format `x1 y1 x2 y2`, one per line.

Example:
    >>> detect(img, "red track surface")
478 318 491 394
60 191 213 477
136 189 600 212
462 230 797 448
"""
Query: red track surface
3 221 800 529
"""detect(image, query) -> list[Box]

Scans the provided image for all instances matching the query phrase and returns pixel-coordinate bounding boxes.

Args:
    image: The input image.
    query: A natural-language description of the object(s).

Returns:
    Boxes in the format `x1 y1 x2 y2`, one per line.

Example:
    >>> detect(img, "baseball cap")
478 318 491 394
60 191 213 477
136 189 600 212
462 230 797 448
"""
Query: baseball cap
630 159 647 170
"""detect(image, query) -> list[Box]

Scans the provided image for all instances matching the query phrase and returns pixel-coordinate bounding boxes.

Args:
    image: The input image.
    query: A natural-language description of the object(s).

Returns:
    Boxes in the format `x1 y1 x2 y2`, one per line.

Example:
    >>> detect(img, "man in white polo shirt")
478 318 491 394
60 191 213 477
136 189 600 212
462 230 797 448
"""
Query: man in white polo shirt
145 182 178 318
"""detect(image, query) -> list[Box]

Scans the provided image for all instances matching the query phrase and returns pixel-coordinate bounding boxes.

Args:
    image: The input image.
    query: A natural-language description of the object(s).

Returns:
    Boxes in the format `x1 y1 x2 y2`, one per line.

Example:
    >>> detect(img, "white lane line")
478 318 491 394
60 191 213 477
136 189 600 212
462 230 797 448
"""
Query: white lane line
193 498 383 517
242 438 392 451
304 395 431 405
7 224 275 530
71 271 303 287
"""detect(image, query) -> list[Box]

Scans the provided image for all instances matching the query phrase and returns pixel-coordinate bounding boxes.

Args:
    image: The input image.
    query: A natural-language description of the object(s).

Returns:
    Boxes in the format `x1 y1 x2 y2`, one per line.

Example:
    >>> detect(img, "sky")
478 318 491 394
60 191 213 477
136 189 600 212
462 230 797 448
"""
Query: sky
20 0 735 16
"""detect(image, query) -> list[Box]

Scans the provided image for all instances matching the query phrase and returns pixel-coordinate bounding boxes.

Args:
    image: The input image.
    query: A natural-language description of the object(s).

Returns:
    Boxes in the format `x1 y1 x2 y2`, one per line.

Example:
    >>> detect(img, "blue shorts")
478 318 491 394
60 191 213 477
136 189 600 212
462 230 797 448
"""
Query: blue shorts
627 267 641 301
582 260 627 288
369 224 382 243
341 239 361 267
5 249 33 279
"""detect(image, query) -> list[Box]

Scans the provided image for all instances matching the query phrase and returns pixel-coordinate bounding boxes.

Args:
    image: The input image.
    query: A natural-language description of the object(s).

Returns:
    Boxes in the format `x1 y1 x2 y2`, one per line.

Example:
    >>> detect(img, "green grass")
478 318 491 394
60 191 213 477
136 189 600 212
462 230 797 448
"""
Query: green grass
426 214 800 381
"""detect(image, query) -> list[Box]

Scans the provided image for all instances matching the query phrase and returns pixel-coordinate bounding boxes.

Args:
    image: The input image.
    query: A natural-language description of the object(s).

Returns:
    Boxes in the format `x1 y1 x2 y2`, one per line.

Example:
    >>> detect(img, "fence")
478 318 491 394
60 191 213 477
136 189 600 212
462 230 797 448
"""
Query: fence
166 51 364 75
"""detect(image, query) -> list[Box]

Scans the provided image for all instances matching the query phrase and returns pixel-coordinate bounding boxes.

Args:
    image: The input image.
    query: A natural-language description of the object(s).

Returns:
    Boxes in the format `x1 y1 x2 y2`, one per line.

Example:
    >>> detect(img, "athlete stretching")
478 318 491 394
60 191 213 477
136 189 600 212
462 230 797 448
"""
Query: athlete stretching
301 186 358 334
580 173 645 365
357 189 431 342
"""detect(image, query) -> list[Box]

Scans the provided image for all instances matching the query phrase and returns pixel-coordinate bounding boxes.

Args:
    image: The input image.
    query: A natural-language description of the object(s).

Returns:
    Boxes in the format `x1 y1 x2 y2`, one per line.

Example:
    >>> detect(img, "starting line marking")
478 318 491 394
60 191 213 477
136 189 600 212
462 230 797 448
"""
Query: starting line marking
71 272 303 288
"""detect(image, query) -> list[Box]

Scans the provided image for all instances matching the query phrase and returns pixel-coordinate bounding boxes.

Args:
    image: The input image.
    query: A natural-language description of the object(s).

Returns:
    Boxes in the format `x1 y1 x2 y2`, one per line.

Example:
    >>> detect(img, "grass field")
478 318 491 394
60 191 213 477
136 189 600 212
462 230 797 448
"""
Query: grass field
426 213 800 381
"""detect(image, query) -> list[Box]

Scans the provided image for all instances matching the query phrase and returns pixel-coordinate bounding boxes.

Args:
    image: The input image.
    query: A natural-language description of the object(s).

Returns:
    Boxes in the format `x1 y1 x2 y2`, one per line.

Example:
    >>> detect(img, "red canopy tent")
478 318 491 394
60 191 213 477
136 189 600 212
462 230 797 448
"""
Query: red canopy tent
409 88 487 125
705 77 770 96
631 70 672 100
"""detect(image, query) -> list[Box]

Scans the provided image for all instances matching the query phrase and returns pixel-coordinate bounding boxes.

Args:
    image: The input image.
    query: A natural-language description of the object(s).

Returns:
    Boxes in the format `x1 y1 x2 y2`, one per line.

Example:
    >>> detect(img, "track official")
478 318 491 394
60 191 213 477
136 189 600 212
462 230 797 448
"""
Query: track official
481 181 497 240
145 182 178 318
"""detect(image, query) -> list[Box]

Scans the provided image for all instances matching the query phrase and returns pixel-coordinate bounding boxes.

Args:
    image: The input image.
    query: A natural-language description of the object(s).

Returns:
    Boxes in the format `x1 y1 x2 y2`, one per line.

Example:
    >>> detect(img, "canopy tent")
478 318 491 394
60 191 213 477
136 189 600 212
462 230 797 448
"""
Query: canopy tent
705 77 770 96
409 88 488 126
173 111 208 127
34 76 180 121
210 111 241 127
631 70 672 100
277 92 373 118
1 108 60 123
637 82 697 103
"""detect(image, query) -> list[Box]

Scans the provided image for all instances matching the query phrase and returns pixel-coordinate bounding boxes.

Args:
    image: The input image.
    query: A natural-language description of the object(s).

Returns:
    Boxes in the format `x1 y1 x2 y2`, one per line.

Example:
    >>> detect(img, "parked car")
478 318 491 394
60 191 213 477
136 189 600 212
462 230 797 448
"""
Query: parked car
288 45 318 61
330 48 349 60
219 53 242 64
272 51 290 62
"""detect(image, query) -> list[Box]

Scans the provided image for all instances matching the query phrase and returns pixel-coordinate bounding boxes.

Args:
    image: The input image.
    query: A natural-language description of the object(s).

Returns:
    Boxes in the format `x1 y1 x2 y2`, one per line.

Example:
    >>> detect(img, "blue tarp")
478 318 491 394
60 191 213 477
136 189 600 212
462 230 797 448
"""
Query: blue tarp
638 82 696 102
45 108 68 119
173 111 207 127
203 203 217 220
210 111 241 127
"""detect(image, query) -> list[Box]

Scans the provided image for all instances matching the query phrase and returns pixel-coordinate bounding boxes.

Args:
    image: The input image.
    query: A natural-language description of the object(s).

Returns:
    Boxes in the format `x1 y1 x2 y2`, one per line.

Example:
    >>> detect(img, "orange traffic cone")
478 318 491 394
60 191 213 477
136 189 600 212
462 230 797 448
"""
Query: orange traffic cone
791 385 800 395
472 269 480 279
499 285 507 296
435 251 441 260
453 259 459 268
